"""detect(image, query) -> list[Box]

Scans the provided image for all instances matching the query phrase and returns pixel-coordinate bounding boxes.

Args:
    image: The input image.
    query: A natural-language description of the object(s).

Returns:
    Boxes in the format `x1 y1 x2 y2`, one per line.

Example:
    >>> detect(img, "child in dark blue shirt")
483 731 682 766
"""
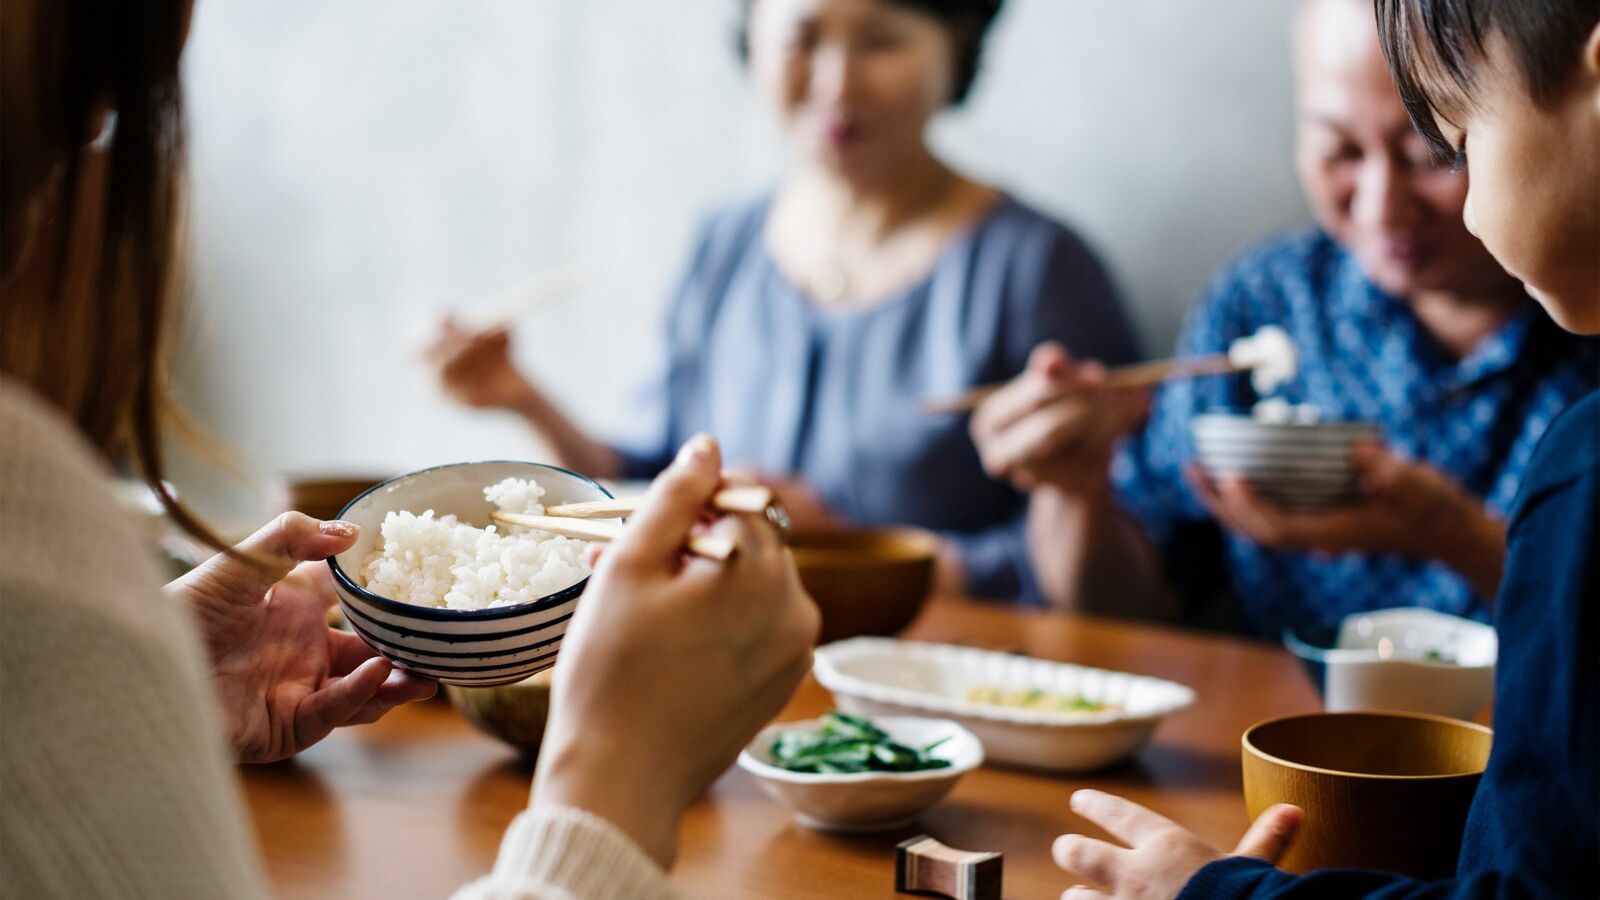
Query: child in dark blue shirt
1049 0 1600 896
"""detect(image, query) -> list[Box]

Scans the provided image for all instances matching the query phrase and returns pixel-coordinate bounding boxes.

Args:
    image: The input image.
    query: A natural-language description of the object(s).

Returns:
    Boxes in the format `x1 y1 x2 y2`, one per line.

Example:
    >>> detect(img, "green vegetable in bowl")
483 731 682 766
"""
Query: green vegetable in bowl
769 712 953 774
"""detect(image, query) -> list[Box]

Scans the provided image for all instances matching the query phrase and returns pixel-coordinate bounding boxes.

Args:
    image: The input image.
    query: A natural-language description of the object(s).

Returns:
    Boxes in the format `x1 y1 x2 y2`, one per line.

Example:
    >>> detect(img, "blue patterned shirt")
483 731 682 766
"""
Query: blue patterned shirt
1112 229 1600 639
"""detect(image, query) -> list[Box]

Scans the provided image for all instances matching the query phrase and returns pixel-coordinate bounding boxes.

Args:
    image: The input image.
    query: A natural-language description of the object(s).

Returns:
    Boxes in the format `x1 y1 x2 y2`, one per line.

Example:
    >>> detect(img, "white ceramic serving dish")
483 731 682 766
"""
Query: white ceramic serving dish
1192 413 1381 509
327 461 609 687
1284 607 1496 720
737 716 982 832
812 638 1195 772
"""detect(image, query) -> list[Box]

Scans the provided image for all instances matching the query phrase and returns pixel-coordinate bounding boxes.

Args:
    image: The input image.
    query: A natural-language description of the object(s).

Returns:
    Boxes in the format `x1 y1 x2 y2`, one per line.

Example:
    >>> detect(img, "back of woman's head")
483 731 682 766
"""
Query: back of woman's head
2 0 238 552
2 0 190 450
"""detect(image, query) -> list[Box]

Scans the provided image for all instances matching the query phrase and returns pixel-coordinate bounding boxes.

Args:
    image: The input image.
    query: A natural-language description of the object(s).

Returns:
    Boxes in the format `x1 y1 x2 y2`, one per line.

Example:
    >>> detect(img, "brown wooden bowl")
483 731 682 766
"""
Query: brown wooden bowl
1242 711 1492 878
790 528 938 645
286 475 391 523
445 668 555 759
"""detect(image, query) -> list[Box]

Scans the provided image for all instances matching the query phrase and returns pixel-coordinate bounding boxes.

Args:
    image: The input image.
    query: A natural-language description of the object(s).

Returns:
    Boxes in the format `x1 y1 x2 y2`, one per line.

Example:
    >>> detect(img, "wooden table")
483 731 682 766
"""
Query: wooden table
242 597 1327 899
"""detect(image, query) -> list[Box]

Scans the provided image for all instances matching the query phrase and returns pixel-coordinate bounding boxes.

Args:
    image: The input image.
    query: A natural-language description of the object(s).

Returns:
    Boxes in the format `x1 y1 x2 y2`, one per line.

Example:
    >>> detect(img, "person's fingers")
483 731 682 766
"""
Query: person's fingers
1232 804 1302 863
1052 834 1122 888
675 504 786 588
182 513 359 606
583 543 606 569
370 668 439 708
1351 441 1403 494
1183 463 1231 520
420 315 465 363
1030 341 1076 379
241 512 360 576
1212 477 1290 543
286 560 340 610
1070 789 1181 846
326 628 383 676
979 398 1101 483
605 434 723 573
293 656 391 748
1061 887 1112 900
973 344 1078 436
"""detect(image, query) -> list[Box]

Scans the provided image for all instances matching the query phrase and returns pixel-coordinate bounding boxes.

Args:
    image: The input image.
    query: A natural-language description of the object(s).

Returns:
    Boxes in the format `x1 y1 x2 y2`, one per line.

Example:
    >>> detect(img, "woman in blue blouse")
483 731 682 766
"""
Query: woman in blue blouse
969 0 1597 634
427 0 1139 600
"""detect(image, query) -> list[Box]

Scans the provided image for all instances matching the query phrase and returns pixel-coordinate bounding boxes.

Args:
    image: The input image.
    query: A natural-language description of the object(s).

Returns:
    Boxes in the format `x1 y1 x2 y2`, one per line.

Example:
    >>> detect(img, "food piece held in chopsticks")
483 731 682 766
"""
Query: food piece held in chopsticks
1226 324 1299 395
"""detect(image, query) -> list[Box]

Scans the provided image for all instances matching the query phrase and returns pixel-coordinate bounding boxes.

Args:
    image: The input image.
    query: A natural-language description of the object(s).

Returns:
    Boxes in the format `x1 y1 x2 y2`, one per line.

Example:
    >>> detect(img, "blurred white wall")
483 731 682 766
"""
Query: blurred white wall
175 0 1309 517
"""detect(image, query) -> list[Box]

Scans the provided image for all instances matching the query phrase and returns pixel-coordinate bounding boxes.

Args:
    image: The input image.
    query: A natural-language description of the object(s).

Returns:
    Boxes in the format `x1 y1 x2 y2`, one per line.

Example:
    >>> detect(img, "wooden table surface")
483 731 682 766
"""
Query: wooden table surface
241 597 1328 899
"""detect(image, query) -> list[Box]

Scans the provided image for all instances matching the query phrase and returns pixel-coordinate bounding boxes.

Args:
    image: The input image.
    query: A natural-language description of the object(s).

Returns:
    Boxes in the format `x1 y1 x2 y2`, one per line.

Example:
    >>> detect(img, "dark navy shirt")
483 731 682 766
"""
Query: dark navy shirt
1179 388 1600 898
1113 229 1599 637
611 193 1141 600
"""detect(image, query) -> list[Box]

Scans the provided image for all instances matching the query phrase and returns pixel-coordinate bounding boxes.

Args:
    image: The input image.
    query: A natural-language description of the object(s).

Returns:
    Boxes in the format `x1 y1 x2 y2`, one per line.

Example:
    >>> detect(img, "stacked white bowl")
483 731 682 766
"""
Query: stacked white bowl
1191 413 1380 509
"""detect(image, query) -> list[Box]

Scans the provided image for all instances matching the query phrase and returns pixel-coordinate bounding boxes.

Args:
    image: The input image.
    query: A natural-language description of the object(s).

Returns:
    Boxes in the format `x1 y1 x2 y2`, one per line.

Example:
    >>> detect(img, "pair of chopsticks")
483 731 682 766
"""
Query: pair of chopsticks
463 262 589 331
918 353 1238 415
490 485 777 562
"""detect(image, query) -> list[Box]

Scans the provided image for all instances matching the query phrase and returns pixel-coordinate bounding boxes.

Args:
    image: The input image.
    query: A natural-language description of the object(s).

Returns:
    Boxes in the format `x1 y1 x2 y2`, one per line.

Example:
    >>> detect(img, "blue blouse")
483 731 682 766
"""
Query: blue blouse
611 193 1141 600
1113 228 1599 638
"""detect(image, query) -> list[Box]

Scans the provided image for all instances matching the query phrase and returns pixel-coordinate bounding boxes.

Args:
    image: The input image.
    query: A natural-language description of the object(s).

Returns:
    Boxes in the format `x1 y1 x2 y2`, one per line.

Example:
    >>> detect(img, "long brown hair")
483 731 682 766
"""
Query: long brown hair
2 0 232 553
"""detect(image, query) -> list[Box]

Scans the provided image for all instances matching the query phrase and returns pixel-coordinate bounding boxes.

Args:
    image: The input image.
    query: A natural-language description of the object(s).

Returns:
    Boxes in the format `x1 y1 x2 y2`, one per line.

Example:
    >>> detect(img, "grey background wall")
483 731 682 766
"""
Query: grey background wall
175 0 1310 517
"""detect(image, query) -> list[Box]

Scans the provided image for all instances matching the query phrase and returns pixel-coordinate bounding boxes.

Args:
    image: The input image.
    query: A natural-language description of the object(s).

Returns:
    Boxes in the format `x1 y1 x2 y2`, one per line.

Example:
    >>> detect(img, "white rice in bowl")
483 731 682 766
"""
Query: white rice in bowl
360 477 591 611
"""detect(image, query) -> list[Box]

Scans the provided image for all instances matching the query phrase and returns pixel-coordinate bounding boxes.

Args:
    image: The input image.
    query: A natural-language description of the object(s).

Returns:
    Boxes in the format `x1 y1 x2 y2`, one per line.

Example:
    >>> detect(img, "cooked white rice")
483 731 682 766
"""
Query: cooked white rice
360 477 590 611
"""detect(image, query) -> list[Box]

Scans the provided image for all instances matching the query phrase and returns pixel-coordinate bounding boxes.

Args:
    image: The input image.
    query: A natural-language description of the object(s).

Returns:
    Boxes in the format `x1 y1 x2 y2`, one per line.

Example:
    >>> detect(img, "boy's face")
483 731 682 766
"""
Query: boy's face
1430 30 1600 333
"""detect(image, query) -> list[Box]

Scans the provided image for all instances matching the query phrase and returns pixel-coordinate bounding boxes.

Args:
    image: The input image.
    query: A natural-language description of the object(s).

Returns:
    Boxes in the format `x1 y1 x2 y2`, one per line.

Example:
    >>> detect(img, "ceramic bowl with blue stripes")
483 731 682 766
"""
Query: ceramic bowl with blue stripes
1192 413 1381 509
327 461 611 687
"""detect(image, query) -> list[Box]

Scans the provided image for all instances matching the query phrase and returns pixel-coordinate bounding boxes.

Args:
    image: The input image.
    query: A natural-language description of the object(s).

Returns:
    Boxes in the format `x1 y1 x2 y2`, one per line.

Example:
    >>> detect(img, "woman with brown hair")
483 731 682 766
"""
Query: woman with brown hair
0 1 816 897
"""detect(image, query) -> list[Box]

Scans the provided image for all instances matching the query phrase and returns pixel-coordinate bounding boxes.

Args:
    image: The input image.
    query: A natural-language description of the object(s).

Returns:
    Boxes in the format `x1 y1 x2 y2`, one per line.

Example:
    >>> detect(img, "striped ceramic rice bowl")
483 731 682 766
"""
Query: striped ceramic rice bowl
328 461 610 687
1192 413 1381 510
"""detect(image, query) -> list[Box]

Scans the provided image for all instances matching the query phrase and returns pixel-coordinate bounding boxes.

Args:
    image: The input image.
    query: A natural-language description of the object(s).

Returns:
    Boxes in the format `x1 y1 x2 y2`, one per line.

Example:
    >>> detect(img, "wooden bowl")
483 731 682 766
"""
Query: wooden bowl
1242 711 1492 878
790 528 938 645
445 668 554 759
287 475 391 522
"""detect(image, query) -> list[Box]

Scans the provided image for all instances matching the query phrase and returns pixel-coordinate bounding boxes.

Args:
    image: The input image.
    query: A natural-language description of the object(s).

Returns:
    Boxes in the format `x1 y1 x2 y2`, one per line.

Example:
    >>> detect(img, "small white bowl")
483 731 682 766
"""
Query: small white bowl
1192 413 1381 509
812 638 1195 772
1285 607 1496 720
327 461 610 687
737 716 982 832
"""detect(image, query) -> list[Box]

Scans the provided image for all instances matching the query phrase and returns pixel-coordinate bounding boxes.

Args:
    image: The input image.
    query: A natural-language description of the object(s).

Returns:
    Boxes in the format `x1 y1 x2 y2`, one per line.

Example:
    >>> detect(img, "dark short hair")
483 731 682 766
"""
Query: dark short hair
1376 0 1599 159
735 0 1005 105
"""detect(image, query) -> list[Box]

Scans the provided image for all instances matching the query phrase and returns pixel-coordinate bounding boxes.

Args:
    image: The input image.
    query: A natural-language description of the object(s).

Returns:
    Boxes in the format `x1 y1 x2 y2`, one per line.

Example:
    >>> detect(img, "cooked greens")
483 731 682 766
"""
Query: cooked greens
769 712 953 774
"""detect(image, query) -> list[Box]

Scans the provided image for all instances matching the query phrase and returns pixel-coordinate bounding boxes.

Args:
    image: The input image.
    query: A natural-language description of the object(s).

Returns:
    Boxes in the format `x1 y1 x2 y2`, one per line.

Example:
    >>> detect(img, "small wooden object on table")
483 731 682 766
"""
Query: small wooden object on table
896 835 1002 900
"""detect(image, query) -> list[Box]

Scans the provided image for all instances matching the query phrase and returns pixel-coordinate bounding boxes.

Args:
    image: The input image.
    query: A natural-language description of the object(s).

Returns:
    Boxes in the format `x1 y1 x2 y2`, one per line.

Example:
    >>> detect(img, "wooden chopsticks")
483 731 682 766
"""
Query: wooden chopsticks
491 511 738 562
488 486 778 563
919 353 1237 415
543 485 774 519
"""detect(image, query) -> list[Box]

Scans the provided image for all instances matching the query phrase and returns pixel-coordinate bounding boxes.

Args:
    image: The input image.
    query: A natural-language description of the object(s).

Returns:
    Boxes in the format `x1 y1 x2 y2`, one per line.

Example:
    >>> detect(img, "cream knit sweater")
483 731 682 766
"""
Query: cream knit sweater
0 380 676 899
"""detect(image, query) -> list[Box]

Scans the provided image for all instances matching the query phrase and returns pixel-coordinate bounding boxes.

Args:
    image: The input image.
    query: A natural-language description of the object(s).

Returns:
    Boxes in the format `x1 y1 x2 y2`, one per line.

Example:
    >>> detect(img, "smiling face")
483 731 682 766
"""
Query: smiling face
1420 30 1600 333
746 0 956 185
1292 0 1513 299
